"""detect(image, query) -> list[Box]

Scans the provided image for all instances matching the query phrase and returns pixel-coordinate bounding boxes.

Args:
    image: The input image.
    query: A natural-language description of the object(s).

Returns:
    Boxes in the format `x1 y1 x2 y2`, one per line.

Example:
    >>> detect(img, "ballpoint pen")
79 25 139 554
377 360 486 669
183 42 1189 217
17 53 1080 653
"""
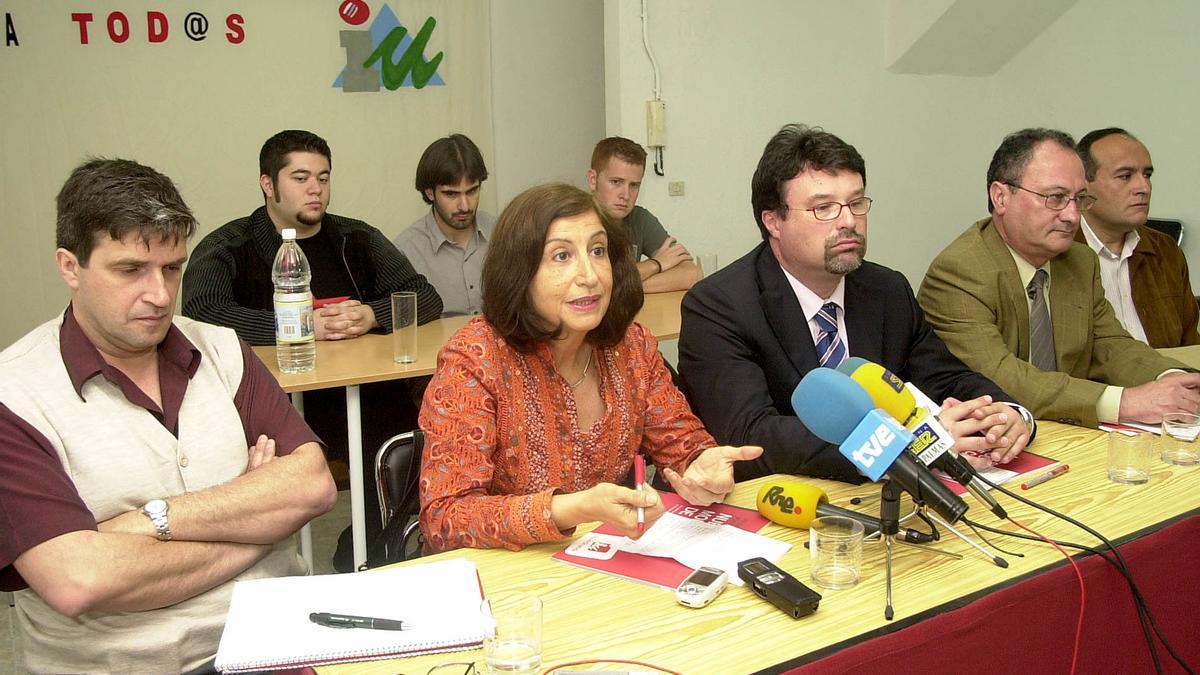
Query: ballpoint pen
309 612 410 631
634 453 646 532
1021 464 1069 490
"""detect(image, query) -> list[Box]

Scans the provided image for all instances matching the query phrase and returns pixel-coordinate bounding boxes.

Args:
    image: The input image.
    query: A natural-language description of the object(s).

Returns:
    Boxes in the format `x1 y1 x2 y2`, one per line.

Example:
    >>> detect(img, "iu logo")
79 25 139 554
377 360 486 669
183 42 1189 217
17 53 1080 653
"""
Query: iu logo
334 2 445 92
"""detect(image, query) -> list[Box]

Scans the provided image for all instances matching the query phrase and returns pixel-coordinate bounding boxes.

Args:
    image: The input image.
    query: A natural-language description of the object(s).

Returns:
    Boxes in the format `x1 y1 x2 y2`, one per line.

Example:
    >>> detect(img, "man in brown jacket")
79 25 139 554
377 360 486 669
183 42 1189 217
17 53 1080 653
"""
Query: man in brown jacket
918 128 1200 428
1074 127 1199 348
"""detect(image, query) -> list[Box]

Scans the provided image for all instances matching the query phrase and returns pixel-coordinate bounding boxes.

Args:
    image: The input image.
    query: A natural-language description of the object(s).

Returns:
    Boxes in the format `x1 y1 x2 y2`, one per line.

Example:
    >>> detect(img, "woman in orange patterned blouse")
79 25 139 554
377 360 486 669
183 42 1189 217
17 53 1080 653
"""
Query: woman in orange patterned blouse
418 183 762 553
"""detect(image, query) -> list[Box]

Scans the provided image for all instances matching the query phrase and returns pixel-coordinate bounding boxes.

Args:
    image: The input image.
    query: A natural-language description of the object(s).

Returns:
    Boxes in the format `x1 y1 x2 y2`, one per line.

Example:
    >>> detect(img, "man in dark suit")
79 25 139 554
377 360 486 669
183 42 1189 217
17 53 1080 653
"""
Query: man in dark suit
918 128 1198 428
679 124 1032 482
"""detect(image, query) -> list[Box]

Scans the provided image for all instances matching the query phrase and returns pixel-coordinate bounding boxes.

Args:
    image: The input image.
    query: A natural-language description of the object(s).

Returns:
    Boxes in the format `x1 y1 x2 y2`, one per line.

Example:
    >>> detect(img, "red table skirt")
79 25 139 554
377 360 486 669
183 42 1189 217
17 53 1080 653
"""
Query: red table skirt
778 514 1200 674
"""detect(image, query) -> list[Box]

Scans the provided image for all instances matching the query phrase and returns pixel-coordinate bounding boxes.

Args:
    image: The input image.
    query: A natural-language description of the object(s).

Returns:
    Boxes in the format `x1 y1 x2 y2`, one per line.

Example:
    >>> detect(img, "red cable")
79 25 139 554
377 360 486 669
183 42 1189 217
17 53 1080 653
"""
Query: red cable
543 658 683 675
1008 515 1086 675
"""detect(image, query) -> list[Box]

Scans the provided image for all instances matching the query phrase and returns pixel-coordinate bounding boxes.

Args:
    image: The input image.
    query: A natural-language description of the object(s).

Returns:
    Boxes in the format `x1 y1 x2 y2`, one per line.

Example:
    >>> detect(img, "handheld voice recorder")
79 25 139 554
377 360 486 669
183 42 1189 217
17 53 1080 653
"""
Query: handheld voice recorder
675 566 729 608
737 557 821 619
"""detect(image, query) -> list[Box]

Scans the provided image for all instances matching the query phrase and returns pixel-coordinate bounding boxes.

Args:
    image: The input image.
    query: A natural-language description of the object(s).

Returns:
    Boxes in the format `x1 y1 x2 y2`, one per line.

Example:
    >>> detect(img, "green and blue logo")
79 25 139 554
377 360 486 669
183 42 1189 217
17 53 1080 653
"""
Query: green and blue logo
334 3 444 92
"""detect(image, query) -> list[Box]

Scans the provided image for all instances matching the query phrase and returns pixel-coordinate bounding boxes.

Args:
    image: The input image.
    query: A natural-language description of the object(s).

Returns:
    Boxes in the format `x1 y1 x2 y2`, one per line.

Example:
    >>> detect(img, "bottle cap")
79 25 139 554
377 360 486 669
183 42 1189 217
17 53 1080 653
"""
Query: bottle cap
282 228 296 240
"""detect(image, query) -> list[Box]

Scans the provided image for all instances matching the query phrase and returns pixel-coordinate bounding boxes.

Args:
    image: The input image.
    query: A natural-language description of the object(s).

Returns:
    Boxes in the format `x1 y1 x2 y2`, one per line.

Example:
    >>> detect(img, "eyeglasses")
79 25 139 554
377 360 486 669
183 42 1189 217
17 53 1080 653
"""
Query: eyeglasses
427 662 477 675
1004 183 1096 212
786 197 873 221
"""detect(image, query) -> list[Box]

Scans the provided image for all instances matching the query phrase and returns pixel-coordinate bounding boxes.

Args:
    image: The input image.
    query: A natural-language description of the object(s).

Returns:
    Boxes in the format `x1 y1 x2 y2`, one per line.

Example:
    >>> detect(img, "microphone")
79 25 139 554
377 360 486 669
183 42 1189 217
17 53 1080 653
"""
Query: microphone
756 481 934 544
836 358 1007 519
791 368 968 524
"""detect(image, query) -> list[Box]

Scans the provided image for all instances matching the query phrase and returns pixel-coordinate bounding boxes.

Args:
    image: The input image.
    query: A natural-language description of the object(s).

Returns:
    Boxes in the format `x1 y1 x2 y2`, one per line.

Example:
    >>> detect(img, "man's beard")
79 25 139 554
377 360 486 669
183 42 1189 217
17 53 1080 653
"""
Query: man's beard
824 232 866 275
297 208 324 227
436 203 476 231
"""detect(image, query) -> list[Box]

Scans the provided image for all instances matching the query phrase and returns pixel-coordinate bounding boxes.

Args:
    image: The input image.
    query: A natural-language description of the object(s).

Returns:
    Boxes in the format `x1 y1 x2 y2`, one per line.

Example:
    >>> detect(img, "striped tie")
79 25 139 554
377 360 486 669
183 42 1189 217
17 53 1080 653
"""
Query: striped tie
814 302 846 368
1027 269 1057 371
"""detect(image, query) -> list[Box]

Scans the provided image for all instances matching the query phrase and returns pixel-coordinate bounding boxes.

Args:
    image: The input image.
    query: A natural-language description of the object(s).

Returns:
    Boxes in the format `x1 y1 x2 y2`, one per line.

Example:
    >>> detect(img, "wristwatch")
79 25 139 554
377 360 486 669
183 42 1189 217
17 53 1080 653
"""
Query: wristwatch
141 499 172 541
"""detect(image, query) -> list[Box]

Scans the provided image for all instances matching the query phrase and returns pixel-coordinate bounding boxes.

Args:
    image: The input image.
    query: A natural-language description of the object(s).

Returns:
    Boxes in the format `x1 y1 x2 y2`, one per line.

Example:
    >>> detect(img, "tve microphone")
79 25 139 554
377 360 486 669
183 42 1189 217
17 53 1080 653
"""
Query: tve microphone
756 481 934 544
791 368 968 524
836 358 956 465
836 358 1007 519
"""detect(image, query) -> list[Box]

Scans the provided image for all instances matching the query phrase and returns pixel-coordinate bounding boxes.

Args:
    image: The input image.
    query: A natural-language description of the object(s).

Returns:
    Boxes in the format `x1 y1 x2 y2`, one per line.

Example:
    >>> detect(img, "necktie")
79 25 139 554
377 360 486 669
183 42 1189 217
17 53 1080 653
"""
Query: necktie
1027 269 1057 371
814 302 846 368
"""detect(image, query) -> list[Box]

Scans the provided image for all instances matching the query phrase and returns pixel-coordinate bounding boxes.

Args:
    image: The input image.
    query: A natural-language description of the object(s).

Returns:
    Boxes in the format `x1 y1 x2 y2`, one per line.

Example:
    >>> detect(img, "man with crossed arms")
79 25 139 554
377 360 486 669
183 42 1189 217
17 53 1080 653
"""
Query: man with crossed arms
0 158 335 672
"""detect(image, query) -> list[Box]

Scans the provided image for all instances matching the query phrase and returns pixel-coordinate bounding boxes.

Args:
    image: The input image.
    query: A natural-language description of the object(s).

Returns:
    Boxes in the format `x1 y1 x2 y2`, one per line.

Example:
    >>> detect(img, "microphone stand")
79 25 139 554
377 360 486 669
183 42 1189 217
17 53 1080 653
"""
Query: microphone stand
880 480 901 621
876 481 966 621
916 507 1009 569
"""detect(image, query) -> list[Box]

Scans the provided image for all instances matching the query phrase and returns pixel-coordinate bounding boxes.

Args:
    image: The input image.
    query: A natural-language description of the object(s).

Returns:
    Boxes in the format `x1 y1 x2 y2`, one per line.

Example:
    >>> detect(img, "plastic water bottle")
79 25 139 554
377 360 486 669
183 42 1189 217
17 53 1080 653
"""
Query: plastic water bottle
272 228 315 373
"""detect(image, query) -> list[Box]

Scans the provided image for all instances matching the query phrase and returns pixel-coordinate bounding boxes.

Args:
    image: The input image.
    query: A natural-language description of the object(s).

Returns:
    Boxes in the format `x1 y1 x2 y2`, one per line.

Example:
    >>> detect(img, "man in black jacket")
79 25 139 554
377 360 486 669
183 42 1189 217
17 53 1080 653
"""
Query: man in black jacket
678 124 1032 483
183 130 441 570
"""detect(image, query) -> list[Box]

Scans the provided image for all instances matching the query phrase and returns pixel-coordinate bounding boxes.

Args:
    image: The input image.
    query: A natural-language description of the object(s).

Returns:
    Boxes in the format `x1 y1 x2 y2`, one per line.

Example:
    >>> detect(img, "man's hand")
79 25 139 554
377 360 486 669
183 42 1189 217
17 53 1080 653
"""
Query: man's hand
939 396 1031 468
314 300 376 340
651 237 693 272
247 434 277 471
661 445 764 506
1119 372 1200 423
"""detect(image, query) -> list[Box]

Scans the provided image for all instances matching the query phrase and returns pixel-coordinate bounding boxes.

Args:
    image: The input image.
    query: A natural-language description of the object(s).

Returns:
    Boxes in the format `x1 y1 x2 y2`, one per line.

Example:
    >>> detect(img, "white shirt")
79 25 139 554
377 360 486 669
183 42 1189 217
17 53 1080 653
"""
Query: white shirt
1079 217 1150 343
779 267 849 354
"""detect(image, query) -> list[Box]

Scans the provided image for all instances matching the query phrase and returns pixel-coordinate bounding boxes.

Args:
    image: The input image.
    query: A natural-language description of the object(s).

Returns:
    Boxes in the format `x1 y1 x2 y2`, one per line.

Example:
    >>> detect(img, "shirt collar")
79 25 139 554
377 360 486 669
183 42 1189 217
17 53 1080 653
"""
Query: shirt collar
1080 216 1139 262
59 305 202 398
1003 241 1046 291
778 265 847 321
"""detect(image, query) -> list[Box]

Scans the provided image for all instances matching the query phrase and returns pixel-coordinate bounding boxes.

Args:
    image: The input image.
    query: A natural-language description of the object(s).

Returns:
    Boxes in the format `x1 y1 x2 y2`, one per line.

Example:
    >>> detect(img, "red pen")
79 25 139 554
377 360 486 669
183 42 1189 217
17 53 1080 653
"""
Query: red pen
1021 464 1070 490
634 454 646 532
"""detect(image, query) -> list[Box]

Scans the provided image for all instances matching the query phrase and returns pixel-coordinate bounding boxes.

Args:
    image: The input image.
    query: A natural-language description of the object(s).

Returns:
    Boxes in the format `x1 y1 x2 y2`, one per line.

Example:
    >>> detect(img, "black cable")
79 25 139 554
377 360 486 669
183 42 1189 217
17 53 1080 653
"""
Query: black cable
963 516 1163 673
912 508 939 540
961 518 1025 559
977 475 1194 674
962 517 1187 673
982 478 1170 674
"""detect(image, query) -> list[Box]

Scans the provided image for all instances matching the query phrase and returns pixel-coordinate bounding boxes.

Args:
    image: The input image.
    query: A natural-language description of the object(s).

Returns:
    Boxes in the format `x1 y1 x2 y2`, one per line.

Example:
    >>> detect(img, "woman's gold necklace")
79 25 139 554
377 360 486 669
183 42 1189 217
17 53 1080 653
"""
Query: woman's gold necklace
569 350 593 389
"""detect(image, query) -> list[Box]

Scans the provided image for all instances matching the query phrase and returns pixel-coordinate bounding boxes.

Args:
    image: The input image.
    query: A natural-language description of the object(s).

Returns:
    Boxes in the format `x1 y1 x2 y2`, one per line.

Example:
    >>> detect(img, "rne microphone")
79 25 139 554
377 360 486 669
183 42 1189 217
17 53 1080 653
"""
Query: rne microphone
791 368 968 524
756 481 934 544
836 357 1007 519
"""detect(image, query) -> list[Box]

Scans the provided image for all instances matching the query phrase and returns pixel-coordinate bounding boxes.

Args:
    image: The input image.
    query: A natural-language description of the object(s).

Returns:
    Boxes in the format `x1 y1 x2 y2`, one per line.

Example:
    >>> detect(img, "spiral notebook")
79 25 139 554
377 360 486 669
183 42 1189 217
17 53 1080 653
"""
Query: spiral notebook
214 557 485 672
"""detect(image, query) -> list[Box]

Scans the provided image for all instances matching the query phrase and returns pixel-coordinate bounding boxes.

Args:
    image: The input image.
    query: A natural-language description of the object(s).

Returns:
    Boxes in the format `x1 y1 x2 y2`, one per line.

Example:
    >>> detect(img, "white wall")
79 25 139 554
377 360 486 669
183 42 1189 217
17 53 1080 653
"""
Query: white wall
5 0 1198 349
0 1 494 348
604 0 1200 292
990 0 1200 267
490 0 605 206
603 0 995 284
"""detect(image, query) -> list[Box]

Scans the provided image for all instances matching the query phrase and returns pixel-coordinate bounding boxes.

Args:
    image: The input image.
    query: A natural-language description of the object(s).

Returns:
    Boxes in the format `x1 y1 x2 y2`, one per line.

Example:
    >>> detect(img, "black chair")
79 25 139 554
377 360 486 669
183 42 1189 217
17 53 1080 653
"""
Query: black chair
1146 218 1183 246
365 430 424 568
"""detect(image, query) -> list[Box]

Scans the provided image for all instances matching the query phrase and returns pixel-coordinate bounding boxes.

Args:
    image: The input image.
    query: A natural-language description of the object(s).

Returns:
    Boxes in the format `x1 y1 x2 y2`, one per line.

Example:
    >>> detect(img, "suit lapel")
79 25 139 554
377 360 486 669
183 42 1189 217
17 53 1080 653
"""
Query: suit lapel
980 221 1032 360
843 270 880 361
1048 252 1090 374
755 247 820 374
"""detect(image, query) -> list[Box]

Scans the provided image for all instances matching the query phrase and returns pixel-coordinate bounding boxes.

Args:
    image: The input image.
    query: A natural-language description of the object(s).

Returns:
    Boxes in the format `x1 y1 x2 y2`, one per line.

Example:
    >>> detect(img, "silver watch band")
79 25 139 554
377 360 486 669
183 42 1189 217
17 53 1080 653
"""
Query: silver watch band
143 500 172 541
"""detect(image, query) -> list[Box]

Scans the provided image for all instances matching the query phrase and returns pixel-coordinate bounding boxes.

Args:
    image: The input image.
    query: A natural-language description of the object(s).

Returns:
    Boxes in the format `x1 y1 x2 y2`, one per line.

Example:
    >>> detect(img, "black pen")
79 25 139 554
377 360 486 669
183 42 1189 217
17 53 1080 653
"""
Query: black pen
309 612 410 631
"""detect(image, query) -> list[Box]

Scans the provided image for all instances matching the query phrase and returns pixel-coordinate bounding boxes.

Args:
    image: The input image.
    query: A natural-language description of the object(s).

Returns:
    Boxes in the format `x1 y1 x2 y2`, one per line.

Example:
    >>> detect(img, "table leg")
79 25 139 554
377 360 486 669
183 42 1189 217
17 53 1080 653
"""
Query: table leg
346 384 366 569
292 392 315 571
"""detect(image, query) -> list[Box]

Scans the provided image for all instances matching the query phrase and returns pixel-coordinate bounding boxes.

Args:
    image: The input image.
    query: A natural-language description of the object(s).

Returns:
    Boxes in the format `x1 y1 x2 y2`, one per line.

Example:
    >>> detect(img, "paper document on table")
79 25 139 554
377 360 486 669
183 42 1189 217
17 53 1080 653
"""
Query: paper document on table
1103 421 1198 440
553 492 786 590
214 557 485 672
1102 421 1163 436
973 463 1022 485
621 512 790 585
